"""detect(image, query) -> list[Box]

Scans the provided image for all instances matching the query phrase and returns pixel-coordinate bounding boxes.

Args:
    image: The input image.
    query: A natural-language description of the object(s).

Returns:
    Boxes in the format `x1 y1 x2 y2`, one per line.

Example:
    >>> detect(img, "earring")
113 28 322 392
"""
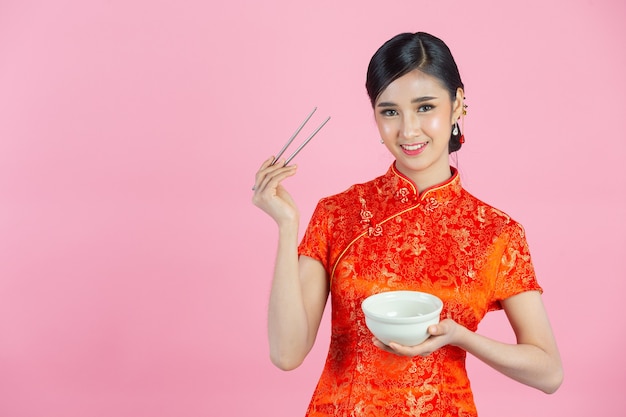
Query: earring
453 121 465 144
380 139 384 144
459 100 468 144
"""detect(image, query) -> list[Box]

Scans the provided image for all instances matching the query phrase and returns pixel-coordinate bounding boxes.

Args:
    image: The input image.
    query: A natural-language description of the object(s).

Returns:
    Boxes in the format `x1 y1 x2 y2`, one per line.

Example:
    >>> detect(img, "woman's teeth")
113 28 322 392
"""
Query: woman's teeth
401 143 425 151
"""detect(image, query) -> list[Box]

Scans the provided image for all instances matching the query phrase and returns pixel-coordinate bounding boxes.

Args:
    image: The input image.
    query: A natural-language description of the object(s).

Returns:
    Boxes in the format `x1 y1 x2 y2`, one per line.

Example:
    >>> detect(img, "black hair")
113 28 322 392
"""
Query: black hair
366 32 465 153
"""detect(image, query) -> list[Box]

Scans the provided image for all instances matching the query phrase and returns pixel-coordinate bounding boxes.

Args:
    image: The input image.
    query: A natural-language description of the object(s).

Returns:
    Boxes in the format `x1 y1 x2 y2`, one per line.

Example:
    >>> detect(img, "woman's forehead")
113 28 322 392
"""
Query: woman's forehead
377 70 448 103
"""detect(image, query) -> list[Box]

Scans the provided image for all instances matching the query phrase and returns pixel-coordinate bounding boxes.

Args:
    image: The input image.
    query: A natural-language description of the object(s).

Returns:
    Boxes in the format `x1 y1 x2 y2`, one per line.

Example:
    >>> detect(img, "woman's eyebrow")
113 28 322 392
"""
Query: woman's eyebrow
376 96 438 107
411 96 437 103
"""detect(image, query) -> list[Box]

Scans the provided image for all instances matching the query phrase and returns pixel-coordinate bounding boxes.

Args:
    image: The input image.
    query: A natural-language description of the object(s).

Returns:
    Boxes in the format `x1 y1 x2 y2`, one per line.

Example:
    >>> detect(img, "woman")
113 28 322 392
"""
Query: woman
252 32 563 417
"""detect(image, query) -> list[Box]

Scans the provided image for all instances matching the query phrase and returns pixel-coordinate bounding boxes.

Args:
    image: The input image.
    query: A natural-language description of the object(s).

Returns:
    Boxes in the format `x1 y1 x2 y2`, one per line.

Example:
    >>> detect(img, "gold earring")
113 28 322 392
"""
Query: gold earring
459 100 468 144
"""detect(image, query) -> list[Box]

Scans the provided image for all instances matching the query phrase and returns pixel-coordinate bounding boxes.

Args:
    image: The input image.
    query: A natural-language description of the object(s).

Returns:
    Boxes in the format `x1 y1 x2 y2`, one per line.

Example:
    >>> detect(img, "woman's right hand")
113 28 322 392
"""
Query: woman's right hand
252 156 299 226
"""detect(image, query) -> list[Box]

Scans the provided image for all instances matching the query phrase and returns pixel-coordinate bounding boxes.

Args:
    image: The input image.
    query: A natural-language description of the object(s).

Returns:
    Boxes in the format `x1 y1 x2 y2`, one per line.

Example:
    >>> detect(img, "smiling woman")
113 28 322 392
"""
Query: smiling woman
253 33 562 416
374 69 464 192
252 31 563 417
1 1 623 416
366 32 466 153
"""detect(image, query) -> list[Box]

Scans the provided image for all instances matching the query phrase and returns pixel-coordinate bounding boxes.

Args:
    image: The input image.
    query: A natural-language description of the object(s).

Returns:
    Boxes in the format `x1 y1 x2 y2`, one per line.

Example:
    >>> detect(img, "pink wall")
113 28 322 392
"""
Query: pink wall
1 0 624 416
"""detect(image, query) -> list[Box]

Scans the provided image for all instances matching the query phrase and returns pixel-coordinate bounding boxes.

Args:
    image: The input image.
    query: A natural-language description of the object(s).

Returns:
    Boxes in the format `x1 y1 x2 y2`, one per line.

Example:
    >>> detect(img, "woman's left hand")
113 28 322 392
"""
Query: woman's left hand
372 318 460 357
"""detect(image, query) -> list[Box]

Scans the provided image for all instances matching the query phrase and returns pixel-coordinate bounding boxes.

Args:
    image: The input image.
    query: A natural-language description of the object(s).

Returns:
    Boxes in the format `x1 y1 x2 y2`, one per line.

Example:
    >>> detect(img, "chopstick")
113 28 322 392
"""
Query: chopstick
271 107 318 163
271 107 330 166
282 115 331 165
253 107 330 190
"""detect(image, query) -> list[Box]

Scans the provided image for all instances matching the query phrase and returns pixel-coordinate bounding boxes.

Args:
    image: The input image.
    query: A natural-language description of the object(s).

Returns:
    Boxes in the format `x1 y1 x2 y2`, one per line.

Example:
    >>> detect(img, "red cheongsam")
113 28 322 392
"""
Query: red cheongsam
298 164 542 417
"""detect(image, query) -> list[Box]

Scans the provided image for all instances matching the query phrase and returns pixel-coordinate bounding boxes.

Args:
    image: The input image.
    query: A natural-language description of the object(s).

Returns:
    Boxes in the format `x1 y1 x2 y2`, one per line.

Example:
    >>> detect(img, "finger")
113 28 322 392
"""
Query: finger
373 339 410 356
395 344 432 357
258 155 276 169
260 165 297 192
427 324 440 335
255 158 290 183
387 342 412 356
252 157 275 190
386 343 417 357
372 337 387 349
254 164 297 195
372 338 396 354
428 319 453 336
253 157 285 191
387 339 438 357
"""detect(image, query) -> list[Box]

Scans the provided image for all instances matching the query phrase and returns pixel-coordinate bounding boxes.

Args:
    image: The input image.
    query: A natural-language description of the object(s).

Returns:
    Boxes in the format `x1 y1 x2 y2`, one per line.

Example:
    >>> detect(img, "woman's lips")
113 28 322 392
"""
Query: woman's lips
400 142 427 156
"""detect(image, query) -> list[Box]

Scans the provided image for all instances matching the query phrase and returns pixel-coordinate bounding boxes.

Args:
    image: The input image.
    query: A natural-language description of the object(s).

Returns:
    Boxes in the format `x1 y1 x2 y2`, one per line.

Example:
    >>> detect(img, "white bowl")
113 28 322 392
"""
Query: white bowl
361 290 443 346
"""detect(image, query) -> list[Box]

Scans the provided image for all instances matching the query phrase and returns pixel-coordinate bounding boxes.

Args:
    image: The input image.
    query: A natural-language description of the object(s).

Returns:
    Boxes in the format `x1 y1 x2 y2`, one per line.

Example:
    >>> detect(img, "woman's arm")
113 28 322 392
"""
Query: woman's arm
268 249 329 370
457 291 562 393
252 157 330 371
375 291 563 393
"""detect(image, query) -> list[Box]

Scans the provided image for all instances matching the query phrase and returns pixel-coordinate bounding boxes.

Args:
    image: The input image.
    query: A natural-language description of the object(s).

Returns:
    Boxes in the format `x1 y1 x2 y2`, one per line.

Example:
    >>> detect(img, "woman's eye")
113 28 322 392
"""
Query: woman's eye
381 109 398 117
418 104 434 112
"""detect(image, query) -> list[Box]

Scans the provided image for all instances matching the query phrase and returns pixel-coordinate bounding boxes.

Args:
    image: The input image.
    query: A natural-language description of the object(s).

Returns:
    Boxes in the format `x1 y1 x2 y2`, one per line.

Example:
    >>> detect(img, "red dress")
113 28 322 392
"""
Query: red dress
298 164 542 416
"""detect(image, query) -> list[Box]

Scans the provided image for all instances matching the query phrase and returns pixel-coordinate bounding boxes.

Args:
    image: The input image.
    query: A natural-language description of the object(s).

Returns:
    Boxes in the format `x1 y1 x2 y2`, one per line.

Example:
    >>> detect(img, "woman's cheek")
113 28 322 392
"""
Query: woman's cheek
378 122 396 139
423 114 445 135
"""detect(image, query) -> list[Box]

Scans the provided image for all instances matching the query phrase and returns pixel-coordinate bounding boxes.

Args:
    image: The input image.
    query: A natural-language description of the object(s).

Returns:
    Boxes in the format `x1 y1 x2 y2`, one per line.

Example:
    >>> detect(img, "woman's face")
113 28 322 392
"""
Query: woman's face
374 69 463 189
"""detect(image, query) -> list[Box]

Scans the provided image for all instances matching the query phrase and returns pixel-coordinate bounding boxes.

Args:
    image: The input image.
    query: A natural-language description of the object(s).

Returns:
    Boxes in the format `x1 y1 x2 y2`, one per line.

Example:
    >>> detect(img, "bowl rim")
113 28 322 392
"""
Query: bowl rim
361 290 443 323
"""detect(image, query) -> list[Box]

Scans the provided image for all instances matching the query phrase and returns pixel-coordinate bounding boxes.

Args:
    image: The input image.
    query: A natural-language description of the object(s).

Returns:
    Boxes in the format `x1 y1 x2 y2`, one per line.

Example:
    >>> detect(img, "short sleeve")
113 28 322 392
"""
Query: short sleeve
488 222 543 311
298 199 331 273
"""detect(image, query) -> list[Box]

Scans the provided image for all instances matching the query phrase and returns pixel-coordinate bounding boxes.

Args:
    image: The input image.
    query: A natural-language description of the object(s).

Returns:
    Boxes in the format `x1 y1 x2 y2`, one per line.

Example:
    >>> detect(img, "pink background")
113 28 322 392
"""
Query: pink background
1 0 624 416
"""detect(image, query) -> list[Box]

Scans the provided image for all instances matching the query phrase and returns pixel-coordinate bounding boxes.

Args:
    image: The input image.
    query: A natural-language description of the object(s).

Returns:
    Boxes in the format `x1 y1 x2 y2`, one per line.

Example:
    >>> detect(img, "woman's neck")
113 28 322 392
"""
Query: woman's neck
396 162 452 194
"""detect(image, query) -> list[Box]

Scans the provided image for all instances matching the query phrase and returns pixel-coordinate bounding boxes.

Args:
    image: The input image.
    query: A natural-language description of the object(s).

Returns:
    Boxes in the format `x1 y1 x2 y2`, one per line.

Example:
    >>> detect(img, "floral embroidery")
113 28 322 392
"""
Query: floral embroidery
359 197 372 225
395 187 410 203
298 165 541 417
360 209 372 224
360 197 383 236
422 197 440 213
368 224 383 237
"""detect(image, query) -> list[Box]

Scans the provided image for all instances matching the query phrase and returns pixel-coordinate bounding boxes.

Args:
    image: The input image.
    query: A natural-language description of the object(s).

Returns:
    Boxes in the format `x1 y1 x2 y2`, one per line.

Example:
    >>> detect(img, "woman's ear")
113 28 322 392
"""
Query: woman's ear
452 88 465 122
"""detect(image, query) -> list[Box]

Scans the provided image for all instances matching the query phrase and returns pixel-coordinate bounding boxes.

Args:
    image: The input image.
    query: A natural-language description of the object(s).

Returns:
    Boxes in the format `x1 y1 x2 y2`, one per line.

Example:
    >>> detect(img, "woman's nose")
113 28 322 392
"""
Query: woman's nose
401 113 421 139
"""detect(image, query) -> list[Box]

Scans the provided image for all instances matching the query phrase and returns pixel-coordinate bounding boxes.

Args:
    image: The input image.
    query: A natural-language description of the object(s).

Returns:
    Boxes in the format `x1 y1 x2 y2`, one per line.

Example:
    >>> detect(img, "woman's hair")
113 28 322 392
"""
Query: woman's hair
366 32 465 153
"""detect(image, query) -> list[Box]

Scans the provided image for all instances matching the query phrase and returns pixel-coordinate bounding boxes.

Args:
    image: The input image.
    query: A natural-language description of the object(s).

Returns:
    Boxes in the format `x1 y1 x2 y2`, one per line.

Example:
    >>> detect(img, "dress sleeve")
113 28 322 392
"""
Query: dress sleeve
298 199 331 273
488 222 543 312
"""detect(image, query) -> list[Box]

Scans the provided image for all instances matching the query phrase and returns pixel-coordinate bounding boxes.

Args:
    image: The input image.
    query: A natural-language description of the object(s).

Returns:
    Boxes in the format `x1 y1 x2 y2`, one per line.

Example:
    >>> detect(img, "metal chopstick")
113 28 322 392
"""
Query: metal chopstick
271 107 318 165
283 116 331 165
252 107 330 190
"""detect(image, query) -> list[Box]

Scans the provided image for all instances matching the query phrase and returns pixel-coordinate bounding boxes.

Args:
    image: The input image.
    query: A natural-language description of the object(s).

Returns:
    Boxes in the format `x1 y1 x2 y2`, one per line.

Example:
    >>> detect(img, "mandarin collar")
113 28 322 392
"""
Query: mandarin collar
387 163 462 204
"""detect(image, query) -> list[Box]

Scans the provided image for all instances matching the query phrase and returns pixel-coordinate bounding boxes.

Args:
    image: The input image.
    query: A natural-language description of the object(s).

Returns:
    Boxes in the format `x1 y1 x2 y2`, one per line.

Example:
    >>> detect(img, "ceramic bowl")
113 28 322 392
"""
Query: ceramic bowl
361 290 443 346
